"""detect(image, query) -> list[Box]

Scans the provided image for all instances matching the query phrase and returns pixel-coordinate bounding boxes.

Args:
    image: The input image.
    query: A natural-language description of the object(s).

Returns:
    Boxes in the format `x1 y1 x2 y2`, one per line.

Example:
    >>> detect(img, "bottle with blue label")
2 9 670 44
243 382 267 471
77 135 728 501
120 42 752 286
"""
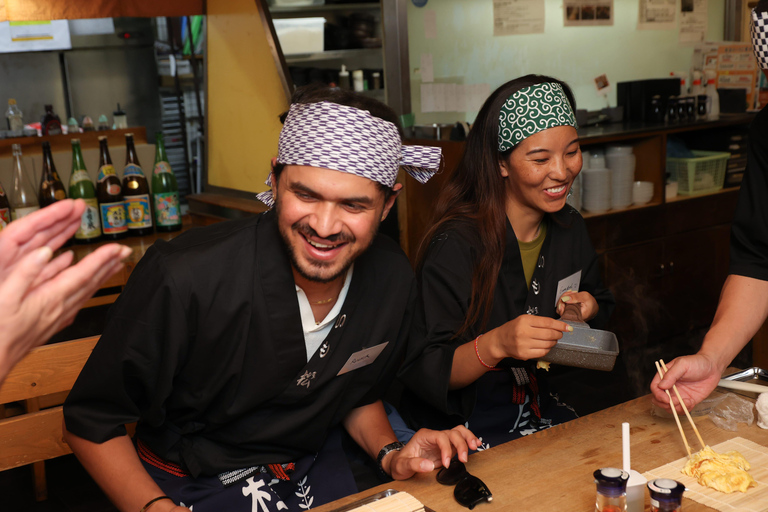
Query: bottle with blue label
122 133 153 236
152 132 182 232
96 136 127 239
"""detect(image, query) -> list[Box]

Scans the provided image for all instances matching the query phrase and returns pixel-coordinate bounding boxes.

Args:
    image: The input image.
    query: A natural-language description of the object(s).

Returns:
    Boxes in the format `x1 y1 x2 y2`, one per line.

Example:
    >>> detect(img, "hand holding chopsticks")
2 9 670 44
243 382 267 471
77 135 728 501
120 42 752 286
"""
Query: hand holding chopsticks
655 359 707 457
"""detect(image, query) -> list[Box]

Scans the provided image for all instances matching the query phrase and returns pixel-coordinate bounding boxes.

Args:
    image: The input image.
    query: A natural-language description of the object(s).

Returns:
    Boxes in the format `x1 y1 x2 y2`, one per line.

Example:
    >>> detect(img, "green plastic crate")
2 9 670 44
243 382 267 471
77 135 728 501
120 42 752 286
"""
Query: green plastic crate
666 150 729 196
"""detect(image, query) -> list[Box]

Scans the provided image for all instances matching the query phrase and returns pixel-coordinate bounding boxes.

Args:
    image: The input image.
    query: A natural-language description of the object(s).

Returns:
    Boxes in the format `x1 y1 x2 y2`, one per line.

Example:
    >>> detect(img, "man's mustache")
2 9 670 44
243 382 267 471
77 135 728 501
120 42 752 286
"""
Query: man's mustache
293 222 354 244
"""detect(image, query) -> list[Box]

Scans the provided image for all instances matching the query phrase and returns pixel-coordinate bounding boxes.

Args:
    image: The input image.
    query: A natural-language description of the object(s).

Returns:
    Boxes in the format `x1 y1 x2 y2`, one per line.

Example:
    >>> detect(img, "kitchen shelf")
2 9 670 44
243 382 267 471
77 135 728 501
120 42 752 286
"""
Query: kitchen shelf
283 48 381 64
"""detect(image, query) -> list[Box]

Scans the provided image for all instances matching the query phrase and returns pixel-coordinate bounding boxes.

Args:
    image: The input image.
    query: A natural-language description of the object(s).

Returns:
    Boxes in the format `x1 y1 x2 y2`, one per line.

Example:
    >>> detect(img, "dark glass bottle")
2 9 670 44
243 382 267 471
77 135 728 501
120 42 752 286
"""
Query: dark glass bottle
39 141 67 207
122 133 153 236
68 139 101 243
152 132 182 232
42 104 62 135
96 136 127 239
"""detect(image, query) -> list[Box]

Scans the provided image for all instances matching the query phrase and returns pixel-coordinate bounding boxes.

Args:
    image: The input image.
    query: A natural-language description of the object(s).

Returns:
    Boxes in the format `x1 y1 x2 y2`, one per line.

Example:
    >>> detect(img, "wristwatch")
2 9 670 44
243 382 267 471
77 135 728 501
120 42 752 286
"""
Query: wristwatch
376 441 405 479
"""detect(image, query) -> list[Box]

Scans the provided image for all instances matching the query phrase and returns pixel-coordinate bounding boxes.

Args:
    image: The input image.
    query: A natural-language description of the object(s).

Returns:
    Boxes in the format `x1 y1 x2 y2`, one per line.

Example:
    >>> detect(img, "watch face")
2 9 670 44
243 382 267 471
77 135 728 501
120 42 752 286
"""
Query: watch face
412 0 428 6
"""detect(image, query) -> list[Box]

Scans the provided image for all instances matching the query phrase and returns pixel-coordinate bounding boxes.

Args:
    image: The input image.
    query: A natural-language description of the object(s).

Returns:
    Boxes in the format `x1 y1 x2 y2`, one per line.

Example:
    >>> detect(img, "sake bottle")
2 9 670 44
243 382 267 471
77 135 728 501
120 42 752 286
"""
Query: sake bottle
122 133 153 236
96 136 127 239
68 139 101 243
10 144 40 220
39 141 67 207
152 132 182 232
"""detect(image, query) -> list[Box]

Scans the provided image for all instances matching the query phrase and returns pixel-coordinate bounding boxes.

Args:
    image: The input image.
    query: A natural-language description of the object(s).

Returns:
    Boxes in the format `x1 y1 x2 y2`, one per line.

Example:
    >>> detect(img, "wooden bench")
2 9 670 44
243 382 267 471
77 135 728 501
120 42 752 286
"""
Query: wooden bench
0 336 99 501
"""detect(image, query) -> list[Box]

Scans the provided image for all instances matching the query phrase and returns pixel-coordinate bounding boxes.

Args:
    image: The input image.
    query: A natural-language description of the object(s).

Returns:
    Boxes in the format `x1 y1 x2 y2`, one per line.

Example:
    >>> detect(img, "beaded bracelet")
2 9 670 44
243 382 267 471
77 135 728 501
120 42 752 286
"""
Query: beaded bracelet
140 496 173 512
474 334 500 370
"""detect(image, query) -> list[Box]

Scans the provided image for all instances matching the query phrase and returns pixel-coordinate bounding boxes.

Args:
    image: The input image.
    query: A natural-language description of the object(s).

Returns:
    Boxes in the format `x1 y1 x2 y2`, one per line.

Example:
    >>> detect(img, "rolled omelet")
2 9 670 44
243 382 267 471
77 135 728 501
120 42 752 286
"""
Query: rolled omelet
682 446 756 493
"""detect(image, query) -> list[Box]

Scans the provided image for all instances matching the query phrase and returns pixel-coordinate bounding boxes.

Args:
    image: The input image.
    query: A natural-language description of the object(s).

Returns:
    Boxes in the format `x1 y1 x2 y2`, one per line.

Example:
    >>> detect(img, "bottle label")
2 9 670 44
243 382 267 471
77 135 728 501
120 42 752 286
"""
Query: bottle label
98 164 118 182
45 120 62 135
125 194 152 229
154 192 181 226
54 189 66 200
76 198 101 240
124 163 144 177
0 207 9 230
11 206 40 221
70 169 91 185
154 161 173 175
100 201 127 234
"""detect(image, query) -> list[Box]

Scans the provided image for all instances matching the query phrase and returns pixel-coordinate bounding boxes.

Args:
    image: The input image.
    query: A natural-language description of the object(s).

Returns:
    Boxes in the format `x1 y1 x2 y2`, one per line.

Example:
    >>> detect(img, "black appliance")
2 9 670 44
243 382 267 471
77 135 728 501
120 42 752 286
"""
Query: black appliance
617 78 681 123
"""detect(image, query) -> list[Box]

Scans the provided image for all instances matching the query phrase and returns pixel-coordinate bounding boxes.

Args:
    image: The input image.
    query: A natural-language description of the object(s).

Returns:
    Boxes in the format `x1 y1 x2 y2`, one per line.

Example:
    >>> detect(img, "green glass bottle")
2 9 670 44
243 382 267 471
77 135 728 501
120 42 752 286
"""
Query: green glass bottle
152 132 182 232
68 139 101 243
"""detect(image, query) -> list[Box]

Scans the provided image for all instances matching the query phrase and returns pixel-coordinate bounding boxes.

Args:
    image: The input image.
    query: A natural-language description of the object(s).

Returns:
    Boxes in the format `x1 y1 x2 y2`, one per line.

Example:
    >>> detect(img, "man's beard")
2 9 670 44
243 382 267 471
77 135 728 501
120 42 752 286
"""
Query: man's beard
276 204 380 284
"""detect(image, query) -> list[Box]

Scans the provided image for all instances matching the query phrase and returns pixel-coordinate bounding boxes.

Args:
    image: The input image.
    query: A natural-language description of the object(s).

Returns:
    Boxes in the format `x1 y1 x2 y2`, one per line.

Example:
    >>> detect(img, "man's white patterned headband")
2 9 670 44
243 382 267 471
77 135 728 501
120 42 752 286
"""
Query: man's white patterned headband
498 82 578 153
256 101 442 207
752 9 768 69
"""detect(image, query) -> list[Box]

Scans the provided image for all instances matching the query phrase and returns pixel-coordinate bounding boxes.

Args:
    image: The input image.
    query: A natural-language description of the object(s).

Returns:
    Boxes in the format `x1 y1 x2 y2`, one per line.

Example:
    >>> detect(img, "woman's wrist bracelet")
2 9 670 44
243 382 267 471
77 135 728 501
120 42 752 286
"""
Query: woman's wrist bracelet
140 496 174 512
474 334 500 370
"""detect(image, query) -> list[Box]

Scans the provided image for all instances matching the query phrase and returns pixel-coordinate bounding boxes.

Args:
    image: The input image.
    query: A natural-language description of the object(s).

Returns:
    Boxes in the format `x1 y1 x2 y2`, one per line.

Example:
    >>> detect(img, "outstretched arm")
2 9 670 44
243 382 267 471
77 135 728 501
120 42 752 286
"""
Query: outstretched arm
651 274 768 411
343 400 479 480
0 200 131 381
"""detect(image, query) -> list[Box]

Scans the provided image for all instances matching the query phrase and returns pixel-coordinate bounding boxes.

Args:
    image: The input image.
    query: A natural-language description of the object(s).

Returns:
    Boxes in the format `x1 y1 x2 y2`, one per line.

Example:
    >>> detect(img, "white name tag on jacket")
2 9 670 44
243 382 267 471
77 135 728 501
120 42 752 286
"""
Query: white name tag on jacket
337 342 389 376
555 270 581 306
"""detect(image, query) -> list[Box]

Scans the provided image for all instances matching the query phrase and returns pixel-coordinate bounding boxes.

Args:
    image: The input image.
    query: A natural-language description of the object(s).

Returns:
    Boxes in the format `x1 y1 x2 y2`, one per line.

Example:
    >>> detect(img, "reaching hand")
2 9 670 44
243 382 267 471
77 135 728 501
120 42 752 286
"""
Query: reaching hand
650 355 722 412
384 426 480 481
555 291 599 321
0 200 131 381
490 314 571 361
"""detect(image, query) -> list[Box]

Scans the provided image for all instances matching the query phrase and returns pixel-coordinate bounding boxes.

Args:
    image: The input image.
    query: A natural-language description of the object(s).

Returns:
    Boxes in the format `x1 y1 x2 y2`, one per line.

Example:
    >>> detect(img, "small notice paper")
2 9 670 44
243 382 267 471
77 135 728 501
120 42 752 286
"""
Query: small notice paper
420 53 434 83
555 270 581 306
337 342 389 376
493 0 545 36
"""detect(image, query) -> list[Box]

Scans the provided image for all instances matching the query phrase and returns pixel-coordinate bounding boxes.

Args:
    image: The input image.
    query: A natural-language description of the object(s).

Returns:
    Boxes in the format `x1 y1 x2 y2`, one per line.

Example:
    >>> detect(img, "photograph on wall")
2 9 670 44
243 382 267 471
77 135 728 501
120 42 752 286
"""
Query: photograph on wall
637 0 676 30
564 0 613 26
493 0 545 36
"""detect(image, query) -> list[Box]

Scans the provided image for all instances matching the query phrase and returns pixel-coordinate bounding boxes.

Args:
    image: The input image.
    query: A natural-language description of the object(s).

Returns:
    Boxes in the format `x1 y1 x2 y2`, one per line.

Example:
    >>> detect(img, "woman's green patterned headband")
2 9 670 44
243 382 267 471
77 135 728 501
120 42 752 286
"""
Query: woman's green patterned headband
497 82 578 152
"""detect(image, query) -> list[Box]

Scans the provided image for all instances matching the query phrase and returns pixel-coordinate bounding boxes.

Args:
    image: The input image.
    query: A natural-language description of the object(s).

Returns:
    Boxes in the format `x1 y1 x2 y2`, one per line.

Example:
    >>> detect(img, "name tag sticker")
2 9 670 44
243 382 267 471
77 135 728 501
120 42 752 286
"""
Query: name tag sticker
337 342 389 376
555 270 582 306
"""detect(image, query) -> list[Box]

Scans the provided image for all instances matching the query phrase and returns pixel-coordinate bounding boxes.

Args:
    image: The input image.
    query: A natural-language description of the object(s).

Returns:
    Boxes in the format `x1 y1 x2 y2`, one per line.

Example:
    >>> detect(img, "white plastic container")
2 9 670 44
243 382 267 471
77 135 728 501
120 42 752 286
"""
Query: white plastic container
273 17 325 55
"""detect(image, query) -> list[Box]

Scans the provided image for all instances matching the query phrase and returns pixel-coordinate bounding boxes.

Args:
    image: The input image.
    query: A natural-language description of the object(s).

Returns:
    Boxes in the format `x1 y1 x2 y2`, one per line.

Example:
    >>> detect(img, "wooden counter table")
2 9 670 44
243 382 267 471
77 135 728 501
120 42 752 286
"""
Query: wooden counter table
314 393 768 512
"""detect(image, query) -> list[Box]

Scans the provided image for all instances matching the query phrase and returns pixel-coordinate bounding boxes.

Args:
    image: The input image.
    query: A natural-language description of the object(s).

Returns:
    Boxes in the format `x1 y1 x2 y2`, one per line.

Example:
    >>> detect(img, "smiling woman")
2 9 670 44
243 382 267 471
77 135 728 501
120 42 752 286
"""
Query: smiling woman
398 75 615 447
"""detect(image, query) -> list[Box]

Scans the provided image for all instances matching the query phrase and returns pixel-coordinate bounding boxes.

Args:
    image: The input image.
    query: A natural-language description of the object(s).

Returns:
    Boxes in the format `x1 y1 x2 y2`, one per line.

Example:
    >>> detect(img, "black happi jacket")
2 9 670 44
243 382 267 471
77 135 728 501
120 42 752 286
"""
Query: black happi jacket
398 205 615 430
64 210 416 477
731 106 768 281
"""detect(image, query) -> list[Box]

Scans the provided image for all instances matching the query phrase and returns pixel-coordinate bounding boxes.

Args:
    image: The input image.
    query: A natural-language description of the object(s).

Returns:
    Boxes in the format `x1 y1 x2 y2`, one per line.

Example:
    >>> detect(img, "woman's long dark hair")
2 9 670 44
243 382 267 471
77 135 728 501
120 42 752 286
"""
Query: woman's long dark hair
416 74 577 337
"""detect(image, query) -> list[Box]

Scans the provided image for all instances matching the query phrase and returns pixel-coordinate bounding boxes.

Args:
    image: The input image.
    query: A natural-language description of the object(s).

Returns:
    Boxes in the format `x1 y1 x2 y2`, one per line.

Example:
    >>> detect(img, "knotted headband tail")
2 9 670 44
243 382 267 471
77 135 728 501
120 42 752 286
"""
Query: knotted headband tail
752 10 768 70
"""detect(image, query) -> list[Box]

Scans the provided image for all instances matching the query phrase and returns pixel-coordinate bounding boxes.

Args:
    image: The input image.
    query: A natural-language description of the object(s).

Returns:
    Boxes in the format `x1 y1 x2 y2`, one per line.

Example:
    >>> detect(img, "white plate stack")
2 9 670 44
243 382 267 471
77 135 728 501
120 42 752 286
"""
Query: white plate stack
605 145 635 209
582 167 611 213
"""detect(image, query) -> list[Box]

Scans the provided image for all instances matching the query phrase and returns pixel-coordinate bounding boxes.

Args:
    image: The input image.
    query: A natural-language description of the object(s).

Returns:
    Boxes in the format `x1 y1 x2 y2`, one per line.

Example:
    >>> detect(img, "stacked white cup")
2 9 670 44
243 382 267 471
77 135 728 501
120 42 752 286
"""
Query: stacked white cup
582 148 611 213
605 145 635 209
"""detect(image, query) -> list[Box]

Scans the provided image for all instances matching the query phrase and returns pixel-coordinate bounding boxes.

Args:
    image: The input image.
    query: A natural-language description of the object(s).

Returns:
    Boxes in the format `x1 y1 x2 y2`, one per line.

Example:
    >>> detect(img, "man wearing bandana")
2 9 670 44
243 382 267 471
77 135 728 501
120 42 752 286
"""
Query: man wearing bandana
63 85 479 512
652 0 768 413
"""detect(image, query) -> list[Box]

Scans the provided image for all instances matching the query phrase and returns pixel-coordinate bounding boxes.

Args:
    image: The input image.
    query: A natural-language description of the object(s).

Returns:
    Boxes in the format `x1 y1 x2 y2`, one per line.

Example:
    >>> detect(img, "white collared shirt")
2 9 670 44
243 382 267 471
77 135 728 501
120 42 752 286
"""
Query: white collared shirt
295 265 354 362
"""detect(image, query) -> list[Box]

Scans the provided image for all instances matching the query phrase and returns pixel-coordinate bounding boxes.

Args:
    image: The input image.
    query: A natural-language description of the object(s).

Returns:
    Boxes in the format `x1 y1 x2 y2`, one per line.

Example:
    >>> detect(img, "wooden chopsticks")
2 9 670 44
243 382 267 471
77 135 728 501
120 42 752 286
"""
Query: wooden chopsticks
655 359 707 457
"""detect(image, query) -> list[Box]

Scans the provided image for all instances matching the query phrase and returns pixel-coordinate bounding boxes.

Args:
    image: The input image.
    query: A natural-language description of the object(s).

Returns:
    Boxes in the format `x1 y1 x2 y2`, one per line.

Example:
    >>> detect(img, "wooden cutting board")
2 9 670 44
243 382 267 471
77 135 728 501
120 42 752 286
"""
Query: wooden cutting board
643 437 768 512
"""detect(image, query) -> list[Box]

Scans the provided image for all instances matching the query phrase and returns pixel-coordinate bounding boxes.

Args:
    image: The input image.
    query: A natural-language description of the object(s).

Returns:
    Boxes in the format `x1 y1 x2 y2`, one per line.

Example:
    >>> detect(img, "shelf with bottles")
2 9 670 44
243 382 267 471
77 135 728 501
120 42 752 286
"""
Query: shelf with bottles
0 128 148 156
269 2 381 16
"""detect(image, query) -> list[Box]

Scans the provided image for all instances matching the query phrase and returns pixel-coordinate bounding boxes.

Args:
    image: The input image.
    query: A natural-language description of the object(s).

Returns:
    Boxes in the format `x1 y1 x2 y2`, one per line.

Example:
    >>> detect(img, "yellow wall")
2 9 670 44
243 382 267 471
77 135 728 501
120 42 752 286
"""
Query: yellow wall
207 0 289 193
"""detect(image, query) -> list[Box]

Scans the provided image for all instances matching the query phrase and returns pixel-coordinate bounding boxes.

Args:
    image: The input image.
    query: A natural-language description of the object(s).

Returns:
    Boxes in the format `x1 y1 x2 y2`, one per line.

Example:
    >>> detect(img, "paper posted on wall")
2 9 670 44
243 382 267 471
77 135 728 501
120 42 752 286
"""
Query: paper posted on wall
679 0 707 44
637 0 676 31
493 0 545 36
